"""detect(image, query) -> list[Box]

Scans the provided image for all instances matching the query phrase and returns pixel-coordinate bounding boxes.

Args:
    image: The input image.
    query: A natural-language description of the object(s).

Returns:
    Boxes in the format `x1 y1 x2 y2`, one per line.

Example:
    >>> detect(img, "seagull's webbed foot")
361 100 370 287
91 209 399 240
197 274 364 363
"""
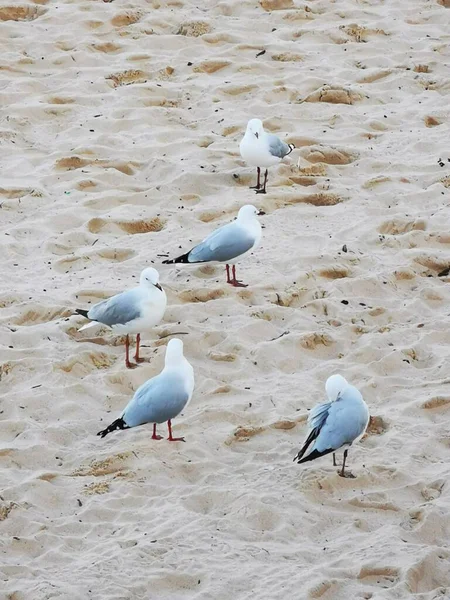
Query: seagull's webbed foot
228 280 248 288
152 424 163 440
227 265 248 287
167 419 185 442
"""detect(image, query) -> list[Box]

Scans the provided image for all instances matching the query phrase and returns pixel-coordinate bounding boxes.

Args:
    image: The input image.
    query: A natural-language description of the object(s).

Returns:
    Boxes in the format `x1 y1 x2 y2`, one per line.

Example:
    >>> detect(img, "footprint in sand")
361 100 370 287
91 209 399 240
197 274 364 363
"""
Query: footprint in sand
0 5 45 21
299 145 357 165
55 157 140 175
87 217 165 235
54 248 136 273
106 70 148 87
378 219 427 235
110 11 142 28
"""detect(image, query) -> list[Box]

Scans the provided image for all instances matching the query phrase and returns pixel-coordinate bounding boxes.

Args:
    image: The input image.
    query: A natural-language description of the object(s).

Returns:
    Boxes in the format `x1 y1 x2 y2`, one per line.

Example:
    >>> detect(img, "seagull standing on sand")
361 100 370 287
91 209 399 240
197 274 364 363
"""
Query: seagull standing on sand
239 118 295 194
97 338 194 442
76 267 167 369
293 375 370 477
162 204 264 287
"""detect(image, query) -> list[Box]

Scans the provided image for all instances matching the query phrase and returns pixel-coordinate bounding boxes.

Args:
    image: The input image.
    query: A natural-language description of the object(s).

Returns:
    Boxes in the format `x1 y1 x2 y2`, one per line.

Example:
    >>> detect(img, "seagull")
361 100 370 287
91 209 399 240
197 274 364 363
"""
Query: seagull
97 338 194 442
162 204 264 287
239 118 295 194
75 267 167 369
293 375 370 477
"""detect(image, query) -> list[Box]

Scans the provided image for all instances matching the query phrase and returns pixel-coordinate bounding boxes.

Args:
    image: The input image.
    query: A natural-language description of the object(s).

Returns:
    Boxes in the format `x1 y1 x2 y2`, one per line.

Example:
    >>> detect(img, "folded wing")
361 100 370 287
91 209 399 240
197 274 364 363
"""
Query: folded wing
293 401 332 463
188 223 255 263
123 372 190 427
267 134 292 159
88 289 142 326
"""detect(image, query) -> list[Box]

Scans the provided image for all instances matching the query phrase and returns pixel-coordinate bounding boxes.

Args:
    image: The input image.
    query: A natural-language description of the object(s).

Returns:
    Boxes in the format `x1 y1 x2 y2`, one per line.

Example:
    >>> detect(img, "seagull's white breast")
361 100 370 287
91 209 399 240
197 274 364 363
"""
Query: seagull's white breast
240 134 281 168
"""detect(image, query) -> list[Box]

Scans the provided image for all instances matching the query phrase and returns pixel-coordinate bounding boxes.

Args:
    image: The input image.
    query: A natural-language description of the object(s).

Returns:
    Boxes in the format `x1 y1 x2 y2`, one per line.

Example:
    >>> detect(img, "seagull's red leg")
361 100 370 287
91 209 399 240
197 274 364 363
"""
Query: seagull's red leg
125 334 137 369
134 333 145 363
226 264 232 284
228 264 248 288
152 423 163 440
256 169 268 194
167 419 185 442
339 449 349 478
250 167 261 190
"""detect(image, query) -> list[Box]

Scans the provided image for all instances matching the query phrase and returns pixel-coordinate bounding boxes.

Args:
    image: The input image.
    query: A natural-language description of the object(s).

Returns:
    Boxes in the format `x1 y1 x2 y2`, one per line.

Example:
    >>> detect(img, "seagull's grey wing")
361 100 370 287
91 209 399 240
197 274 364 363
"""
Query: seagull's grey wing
294 401 332 462
88 289 142 326
188 222 254 263
314 397 368 454
308 401 332 430
123 372 190 427
267 134 291 159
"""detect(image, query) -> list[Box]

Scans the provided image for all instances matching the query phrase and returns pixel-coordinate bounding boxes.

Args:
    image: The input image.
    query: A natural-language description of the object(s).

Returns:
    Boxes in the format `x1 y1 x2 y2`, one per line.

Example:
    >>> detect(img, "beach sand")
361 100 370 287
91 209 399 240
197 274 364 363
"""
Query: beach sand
1 0 450 598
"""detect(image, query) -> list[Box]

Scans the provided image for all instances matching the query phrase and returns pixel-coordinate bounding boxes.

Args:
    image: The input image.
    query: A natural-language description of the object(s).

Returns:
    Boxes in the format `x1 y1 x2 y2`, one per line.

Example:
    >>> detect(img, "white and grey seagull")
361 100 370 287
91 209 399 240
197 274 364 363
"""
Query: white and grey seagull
239 118 295 194
163 204 264 287
97 338 194 442
293 375 370 477
76 267 167 369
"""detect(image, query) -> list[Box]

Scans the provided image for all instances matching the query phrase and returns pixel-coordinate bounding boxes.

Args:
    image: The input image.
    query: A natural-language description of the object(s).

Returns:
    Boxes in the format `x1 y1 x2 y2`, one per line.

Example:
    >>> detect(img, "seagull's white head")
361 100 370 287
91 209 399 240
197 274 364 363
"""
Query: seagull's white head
140 267 162 291
237 204 265 221
165 338 184 366
246 118 264 140
325 374 349 402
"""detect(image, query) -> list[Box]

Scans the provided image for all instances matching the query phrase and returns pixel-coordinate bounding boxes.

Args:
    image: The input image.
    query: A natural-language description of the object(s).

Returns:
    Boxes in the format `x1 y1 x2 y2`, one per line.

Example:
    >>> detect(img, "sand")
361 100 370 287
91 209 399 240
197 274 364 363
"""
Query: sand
1 0 450 598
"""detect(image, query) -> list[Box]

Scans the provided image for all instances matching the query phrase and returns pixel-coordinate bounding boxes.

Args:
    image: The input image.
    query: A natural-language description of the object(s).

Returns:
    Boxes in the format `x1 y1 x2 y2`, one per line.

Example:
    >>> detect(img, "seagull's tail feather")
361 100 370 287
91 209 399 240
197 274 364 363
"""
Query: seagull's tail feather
286 143 295 155
293 427 320 462
75 309 89 319
162 251 191 265
97 417 130 439
78 321 99 333
294 447 334 465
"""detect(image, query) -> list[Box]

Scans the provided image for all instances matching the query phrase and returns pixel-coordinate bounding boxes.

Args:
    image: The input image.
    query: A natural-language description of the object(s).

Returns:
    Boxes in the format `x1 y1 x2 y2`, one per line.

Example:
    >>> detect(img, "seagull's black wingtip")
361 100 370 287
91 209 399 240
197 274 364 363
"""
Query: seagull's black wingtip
294 448 334 465
97 417 129 439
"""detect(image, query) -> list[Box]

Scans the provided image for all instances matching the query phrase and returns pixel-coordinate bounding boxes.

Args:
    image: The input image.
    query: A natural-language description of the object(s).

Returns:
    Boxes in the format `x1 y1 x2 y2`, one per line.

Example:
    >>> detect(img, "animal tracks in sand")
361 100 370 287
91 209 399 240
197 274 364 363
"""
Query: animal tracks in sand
378 219 427 235
302 85 366 105
421 396 450 410
271 192 343 209
177 288 226 303
55 157 140 176
87 217 166 235
405 551 450 593
106 70 148 87
110 10 142 28
72 453 133 477
13 305 72 327
54 248 136 273
357 565 400 587
0 5 45 21
55 351 116 376
299 145 358 165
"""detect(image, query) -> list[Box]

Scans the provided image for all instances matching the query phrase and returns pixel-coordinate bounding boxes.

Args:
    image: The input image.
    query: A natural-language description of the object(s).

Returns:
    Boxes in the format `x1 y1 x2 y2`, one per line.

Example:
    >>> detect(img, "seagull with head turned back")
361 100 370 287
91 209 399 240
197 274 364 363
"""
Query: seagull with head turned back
239 118 295 194
293 374 370 478
162 204 265 288
97 338 194 442
75 267 167 369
